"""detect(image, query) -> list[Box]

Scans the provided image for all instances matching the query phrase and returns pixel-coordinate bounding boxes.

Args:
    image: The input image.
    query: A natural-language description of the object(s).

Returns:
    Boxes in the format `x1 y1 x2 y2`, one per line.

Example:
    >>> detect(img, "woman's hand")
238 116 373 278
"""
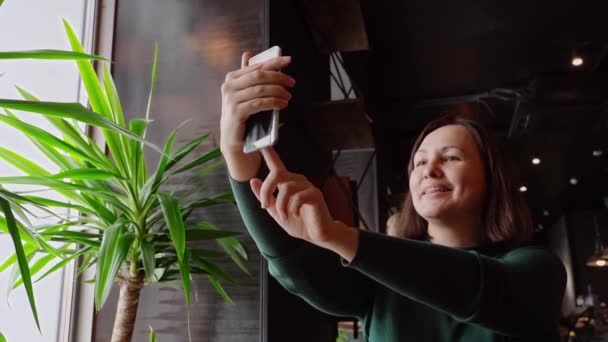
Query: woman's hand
250 147 360 261
220 52 295 181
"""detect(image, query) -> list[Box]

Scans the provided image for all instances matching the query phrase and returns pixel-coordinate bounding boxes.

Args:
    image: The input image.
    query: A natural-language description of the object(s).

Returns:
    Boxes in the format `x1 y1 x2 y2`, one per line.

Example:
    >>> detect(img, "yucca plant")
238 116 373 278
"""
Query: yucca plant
0 20 248 342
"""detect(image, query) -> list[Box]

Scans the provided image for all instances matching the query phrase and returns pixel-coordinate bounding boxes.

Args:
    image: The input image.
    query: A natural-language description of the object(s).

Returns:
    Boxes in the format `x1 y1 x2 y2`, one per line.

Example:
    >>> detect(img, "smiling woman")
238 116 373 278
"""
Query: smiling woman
222 51 566 341
396 115 534 249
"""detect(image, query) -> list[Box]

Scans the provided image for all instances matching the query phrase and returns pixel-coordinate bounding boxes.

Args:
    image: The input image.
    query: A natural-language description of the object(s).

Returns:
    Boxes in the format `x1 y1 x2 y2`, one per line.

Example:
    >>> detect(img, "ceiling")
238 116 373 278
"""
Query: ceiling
335 0 608 227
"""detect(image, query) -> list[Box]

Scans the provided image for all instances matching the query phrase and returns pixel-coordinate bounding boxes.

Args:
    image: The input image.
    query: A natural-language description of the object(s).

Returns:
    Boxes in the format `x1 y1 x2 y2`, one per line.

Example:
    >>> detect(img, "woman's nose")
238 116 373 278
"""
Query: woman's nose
423 159 443 179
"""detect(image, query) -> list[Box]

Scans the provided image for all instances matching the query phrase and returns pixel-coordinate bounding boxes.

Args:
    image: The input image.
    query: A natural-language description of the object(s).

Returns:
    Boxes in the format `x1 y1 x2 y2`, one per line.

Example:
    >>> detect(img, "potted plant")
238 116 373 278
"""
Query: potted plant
0 20 248 341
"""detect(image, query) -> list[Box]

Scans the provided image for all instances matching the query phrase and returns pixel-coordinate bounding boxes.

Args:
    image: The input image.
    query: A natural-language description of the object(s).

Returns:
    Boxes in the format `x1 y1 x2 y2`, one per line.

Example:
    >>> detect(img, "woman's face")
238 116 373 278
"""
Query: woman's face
409 125 487 221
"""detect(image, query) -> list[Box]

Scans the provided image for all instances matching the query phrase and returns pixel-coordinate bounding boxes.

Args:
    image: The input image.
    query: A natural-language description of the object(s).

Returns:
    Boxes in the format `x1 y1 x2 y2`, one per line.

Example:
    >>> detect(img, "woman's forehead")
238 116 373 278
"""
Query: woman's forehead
417 125 475 152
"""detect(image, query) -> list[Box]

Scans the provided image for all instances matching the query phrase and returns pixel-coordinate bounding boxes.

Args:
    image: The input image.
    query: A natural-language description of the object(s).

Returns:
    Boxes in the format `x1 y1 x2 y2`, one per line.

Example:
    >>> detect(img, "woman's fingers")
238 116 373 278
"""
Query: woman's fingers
259 171 282 209
261 147 288 173
250 177 282 221
234 97 289 122
275 181 308 220
241 51 253 68
231 84 292 104
288 187 319 218
226 56 292 82
228 69 296 92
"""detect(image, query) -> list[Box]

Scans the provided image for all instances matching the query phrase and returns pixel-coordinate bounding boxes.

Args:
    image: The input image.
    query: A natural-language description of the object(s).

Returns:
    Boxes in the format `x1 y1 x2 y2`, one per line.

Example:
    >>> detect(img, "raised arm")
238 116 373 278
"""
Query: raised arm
342 229 566 338
221 52 373 319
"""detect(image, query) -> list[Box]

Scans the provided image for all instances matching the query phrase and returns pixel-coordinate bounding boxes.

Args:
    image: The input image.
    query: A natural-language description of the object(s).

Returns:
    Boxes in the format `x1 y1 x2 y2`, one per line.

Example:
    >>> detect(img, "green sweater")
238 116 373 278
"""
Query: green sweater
230 176 566 341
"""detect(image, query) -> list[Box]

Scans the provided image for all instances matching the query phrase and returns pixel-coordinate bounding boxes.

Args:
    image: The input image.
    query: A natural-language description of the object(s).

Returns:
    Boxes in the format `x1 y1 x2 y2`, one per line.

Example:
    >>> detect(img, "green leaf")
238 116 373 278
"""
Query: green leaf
102 64 125 128
141 129 178 212
3 109 75 171
179 250 191 307
191 256 235 284
14 86 115 174
185 229 241 241
0 243 38 273
12 253 56 288
0 113 92 163
145 42 159 124
0 176 96 192
0 49 107 61
0 198 40 330
0 147 50 176
0 100 165 155
48 168 123 181
192 159 225 177
62 19 132 180
208 275 232 304
81 193 117 224
0 331 6 342
22 195 95 215
34 247 93 283
95 219 131 310
77 253 95 277
173 146 221 175
47 236 101 249
165 133 211 171
129 118 148 189
197 222 249 275
0 216 41 248
189 192 235 209
41 230 100 240
141 241 156 282
157 193 185 263
149 326 156 342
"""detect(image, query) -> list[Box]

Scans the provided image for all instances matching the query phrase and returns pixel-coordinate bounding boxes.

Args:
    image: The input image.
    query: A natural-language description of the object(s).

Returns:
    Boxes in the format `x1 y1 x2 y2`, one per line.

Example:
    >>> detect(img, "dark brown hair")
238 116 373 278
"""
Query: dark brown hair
393 115 534 249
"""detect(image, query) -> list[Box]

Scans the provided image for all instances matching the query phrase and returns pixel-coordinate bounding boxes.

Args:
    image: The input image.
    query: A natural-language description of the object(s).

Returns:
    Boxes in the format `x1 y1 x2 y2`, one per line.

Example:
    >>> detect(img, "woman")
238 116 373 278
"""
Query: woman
220 52 566 341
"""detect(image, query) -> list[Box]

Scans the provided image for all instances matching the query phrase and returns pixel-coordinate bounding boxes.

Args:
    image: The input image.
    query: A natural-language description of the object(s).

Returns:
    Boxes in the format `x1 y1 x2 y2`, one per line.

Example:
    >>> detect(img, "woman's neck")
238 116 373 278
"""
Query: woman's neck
427 216 482 248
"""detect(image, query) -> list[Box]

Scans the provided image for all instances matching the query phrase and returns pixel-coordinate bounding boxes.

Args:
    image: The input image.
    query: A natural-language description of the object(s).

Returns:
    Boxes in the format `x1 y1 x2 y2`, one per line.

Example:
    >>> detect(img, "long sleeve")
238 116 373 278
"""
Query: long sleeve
229 174 375 320
346 230 567 338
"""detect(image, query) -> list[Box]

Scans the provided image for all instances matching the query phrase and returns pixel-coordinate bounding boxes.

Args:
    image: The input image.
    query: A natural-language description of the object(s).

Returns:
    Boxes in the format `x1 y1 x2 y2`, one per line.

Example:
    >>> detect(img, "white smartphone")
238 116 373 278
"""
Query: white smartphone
243 46 282 154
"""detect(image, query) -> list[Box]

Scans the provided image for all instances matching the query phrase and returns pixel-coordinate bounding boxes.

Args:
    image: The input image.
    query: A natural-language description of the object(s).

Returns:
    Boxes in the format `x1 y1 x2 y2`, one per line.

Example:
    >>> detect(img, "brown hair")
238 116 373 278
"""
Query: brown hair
393 115 534 249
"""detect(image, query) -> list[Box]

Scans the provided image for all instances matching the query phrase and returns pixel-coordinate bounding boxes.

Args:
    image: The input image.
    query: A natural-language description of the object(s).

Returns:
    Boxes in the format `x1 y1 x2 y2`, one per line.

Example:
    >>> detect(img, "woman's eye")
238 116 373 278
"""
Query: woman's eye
415 160 427 167
445 156 460 162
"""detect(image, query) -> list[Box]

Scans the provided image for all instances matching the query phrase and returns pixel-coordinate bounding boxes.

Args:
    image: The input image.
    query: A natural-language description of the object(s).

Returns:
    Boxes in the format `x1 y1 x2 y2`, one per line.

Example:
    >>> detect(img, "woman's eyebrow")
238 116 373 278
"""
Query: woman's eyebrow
415 145 464 154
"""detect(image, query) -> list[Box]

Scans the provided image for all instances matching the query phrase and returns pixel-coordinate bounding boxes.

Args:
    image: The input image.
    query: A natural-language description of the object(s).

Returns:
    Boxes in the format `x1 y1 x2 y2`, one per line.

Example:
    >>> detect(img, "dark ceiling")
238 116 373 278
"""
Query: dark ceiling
334 0 608 227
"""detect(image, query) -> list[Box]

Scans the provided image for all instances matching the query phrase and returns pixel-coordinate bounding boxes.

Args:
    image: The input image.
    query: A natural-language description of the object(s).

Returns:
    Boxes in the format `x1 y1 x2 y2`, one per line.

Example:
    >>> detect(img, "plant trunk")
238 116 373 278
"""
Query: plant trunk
111 270 145 342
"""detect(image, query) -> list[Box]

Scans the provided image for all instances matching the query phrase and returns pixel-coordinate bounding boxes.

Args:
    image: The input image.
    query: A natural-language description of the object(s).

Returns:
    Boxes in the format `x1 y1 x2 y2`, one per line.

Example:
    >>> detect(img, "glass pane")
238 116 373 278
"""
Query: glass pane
92 1 265 341
0 1 88 341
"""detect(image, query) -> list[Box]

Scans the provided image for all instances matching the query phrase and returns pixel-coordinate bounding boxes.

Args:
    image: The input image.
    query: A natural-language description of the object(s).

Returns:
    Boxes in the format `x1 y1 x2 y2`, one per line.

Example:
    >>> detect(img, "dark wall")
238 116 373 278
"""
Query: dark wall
264 1 339 341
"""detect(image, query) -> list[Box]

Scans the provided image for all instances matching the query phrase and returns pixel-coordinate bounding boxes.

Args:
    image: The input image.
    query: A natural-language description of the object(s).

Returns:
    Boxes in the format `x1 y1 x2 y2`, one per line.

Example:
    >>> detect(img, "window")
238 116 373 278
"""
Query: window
0 1 94 341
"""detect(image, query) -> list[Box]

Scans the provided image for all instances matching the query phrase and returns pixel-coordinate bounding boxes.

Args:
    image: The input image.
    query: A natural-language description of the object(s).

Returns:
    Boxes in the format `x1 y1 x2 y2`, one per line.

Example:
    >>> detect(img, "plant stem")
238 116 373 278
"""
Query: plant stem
110 269 145 342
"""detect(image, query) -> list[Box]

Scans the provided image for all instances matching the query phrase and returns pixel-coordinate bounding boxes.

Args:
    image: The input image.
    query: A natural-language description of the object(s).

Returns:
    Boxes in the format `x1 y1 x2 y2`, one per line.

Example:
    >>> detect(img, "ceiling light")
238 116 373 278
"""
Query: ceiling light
532 158 541 165
572 56 584 67
593 150 603 157
519 186 527 192
543 210 550 216
570 177 578 185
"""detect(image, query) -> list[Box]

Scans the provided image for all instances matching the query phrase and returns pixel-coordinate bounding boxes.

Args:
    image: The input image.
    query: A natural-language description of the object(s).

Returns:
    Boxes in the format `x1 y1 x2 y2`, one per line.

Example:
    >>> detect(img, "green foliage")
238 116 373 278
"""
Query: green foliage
0 20 248 329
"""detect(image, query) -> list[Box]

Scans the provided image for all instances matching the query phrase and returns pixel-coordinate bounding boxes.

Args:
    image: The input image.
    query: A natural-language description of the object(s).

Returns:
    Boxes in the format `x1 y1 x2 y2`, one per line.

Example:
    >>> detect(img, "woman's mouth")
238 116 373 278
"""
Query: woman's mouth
422 186 452 197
